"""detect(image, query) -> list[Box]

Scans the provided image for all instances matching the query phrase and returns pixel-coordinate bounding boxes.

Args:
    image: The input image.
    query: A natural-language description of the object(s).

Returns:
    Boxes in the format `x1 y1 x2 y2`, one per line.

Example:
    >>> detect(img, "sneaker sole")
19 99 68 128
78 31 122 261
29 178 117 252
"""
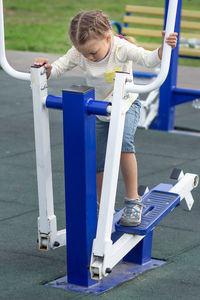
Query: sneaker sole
119 220 141 227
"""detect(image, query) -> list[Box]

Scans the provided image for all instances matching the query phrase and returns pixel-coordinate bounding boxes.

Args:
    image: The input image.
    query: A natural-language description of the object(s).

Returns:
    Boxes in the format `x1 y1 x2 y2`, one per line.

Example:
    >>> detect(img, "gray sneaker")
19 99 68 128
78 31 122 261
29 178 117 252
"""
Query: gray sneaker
119 197 145 227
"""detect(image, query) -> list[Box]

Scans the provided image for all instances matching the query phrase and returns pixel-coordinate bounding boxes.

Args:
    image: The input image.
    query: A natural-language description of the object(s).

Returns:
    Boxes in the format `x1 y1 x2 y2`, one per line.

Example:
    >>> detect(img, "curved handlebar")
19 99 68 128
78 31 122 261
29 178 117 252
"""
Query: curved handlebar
125 0 178 94
0 0 178 85
0 0 30 81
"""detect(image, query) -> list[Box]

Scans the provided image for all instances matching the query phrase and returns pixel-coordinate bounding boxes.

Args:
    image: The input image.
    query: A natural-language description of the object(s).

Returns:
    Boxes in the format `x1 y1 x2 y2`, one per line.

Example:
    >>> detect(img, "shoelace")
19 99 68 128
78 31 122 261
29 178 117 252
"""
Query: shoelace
123 199 145 219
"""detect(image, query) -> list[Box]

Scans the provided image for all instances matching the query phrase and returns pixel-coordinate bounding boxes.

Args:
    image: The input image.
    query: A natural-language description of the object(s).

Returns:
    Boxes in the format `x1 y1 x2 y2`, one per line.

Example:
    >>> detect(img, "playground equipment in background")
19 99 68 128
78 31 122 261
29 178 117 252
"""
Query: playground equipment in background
112 0 200 131
114 5 200 59
0 0 199 294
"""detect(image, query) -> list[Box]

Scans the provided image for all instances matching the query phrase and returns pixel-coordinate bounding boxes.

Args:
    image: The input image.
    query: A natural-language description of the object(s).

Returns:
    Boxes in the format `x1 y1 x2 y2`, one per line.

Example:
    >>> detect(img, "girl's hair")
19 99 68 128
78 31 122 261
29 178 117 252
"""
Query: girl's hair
69 9 137 47
69 10 112 46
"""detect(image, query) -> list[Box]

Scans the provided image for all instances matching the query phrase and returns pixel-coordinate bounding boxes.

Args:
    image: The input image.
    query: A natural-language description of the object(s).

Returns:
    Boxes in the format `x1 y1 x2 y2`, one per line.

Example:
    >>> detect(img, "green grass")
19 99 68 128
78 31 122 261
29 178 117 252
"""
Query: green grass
3 0 200 66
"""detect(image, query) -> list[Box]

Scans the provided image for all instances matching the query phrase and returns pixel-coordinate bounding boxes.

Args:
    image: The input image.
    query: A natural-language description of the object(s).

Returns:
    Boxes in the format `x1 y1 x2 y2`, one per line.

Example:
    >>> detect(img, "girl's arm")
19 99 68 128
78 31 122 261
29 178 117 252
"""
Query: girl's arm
34 47 80 79
118 31 178 68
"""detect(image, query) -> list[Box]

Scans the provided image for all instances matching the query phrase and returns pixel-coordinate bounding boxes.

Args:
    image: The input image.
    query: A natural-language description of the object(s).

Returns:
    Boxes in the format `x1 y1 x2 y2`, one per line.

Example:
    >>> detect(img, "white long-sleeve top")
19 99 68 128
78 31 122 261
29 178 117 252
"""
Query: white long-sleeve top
51 36 161 119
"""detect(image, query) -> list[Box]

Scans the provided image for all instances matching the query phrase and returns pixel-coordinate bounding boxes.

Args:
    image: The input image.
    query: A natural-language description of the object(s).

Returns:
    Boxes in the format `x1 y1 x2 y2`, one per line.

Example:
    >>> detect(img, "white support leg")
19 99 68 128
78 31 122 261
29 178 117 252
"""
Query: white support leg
102 234 144 274
90 72 129 278
138 89 159 129
31 66 66 250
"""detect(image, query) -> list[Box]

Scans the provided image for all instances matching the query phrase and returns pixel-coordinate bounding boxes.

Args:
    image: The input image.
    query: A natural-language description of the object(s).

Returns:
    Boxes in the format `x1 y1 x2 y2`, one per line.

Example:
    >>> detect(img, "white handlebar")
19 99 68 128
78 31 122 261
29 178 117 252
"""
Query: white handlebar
0 0 178 86
125 0 178 94
0 0 30 81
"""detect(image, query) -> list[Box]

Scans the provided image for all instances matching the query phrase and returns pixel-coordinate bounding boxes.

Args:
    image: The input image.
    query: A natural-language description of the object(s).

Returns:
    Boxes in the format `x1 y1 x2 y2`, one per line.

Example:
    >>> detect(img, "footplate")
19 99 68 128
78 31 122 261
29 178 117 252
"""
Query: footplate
115 190 180 235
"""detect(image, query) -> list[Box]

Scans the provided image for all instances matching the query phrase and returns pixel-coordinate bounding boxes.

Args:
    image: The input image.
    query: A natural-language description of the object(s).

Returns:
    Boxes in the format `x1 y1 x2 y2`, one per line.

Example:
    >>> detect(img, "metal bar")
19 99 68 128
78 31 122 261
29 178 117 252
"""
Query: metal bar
62 86 97 287
87 100 111 116
179 55 200 60
172 87 200 106
91 73 127 256
0 0 30 81
46 95 63 110
169 173 199 210
133 71 157 78
151 0 182 131
110 20 122 34
31 66 58 250
54 229 66 248
125 0 178 94
90 72 128 279
103 234 144 273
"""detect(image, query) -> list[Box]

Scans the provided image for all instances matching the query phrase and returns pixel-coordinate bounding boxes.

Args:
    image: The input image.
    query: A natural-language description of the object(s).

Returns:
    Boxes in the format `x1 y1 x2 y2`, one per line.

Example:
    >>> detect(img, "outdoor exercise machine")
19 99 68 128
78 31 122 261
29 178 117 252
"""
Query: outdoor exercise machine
0 0 199 294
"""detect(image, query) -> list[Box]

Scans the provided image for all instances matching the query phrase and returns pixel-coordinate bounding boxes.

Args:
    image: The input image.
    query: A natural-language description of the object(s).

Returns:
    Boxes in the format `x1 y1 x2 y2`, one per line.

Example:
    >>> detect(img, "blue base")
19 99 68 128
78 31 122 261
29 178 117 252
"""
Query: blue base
45 259 165 295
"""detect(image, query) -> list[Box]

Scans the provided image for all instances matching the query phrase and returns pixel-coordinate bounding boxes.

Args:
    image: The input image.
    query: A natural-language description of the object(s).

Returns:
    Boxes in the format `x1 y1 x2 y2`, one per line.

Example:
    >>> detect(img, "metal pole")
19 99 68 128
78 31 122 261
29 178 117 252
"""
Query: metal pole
0 0 30 81
62 86 97 287
125 0 178 94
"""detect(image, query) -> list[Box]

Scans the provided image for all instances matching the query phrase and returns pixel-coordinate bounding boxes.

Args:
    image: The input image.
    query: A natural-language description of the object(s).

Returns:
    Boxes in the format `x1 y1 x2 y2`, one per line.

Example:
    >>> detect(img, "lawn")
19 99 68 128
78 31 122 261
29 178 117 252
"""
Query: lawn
2 0 200 66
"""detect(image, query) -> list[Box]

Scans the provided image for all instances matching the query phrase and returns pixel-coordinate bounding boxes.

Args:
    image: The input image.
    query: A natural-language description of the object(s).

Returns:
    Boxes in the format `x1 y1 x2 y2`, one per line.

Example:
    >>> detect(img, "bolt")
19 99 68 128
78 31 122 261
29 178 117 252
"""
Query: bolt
53 241 60 247
105 268 112 274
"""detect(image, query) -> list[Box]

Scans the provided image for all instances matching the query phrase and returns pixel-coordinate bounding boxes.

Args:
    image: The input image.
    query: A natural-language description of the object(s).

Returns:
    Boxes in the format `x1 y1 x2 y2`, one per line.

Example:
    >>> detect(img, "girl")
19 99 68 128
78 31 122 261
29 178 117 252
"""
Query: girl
35 10 177 227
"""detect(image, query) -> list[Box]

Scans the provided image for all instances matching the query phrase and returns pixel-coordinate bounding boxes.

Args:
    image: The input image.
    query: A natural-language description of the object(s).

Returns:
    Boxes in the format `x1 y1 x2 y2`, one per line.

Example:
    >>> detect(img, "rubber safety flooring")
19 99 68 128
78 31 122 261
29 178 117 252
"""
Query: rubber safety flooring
0 69 200 300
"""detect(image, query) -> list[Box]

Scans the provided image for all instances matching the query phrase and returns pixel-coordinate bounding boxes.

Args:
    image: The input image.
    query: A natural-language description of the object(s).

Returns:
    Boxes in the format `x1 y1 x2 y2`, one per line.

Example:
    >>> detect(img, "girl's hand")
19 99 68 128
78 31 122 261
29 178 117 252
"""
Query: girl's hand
163 30 178 49
158 31 178 59
34 58 52 79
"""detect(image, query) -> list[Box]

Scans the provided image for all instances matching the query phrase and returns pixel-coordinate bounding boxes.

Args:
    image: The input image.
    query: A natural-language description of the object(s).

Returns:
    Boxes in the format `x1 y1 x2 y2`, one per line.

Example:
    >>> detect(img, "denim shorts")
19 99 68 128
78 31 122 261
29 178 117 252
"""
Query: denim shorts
96 99 141 172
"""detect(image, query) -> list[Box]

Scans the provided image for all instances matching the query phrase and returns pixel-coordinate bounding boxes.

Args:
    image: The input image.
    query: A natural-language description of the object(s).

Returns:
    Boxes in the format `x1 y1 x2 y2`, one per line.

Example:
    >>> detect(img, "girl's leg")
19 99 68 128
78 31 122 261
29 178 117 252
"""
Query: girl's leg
97 171 104 204
120 152 144 226
95 117 109 204
120 100 141 199
97 153 138 204
119 100 144 226
120 152 139 199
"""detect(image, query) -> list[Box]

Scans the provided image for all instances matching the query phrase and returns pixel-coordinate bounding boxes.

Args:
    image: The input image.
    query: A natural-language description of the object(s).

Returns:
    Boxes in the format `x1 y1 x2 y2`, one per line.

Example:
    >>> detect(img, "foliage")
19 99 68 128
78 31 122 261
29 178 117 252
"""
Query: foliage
3 0 200 67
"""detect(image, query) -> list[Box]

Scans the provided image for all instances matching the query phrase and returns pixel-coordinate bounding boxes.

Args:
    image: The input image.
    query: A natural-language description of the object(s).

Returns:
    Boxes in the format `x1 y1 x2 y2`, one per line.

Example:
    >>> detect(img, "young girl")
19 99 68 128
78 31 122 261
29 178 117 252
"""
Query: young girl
35 10 177 227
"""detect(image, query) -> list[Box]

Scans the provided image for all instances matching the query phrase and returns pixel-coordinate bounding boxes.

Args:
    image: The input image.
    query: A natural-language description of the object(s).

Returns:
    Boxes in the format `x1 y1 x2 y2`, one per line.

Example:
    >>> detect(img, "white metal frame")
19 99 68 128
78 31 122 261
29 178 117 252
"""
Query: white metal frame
125 0 178 95
31 66 66 250
170 171 199 211
138 89 159 129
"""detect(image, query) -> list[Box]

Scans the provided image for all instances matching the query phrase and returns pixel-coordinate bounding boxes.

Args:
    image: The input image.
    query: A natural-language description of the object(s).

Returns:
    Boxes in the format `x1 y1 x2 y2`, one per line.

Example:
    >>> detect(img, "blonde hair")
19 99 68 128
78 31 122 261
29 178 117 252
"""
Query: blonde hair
114 34 137 45
69 10 137 47
69 10 112 47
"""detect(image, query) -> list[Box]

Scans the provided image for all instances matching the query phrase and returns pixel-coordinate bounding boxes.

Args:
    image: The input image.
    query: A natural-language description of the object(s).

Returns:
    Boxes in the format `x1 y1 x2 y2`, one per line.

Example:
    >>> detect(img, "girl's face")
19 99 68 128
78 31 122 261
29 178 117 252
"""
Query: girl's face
77 33 112 62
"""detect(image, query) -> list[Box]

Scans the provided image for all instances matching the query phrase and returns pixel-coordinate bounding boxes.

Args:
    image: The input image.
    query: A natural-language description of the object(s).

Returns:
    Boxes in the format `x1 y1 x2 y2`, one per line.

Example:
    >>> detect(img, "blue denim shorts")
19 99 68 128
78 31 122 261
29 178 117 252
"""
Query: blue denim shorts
96 99 141 172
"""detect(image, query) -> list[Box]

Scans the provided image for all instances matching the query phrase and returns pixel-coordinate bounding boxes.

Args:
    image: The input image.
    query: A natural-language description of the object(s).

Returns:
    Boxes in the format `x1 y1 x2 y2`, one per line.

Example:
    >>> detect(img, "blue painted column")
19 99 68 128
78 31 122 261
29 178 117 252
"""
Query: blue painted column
151 0 182 131
62 86 97 287
123 231 153 265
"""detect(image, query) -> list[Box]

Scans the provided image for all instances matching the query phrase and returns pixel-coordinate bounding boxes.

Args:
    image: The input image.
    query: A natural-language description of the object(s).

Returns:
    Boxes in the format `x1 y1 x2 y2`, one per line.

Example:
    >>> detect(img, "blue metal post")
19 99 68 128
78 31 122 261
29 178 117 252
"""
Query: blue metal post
62 86 97 287
151 0 182 131
123 231 153 265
